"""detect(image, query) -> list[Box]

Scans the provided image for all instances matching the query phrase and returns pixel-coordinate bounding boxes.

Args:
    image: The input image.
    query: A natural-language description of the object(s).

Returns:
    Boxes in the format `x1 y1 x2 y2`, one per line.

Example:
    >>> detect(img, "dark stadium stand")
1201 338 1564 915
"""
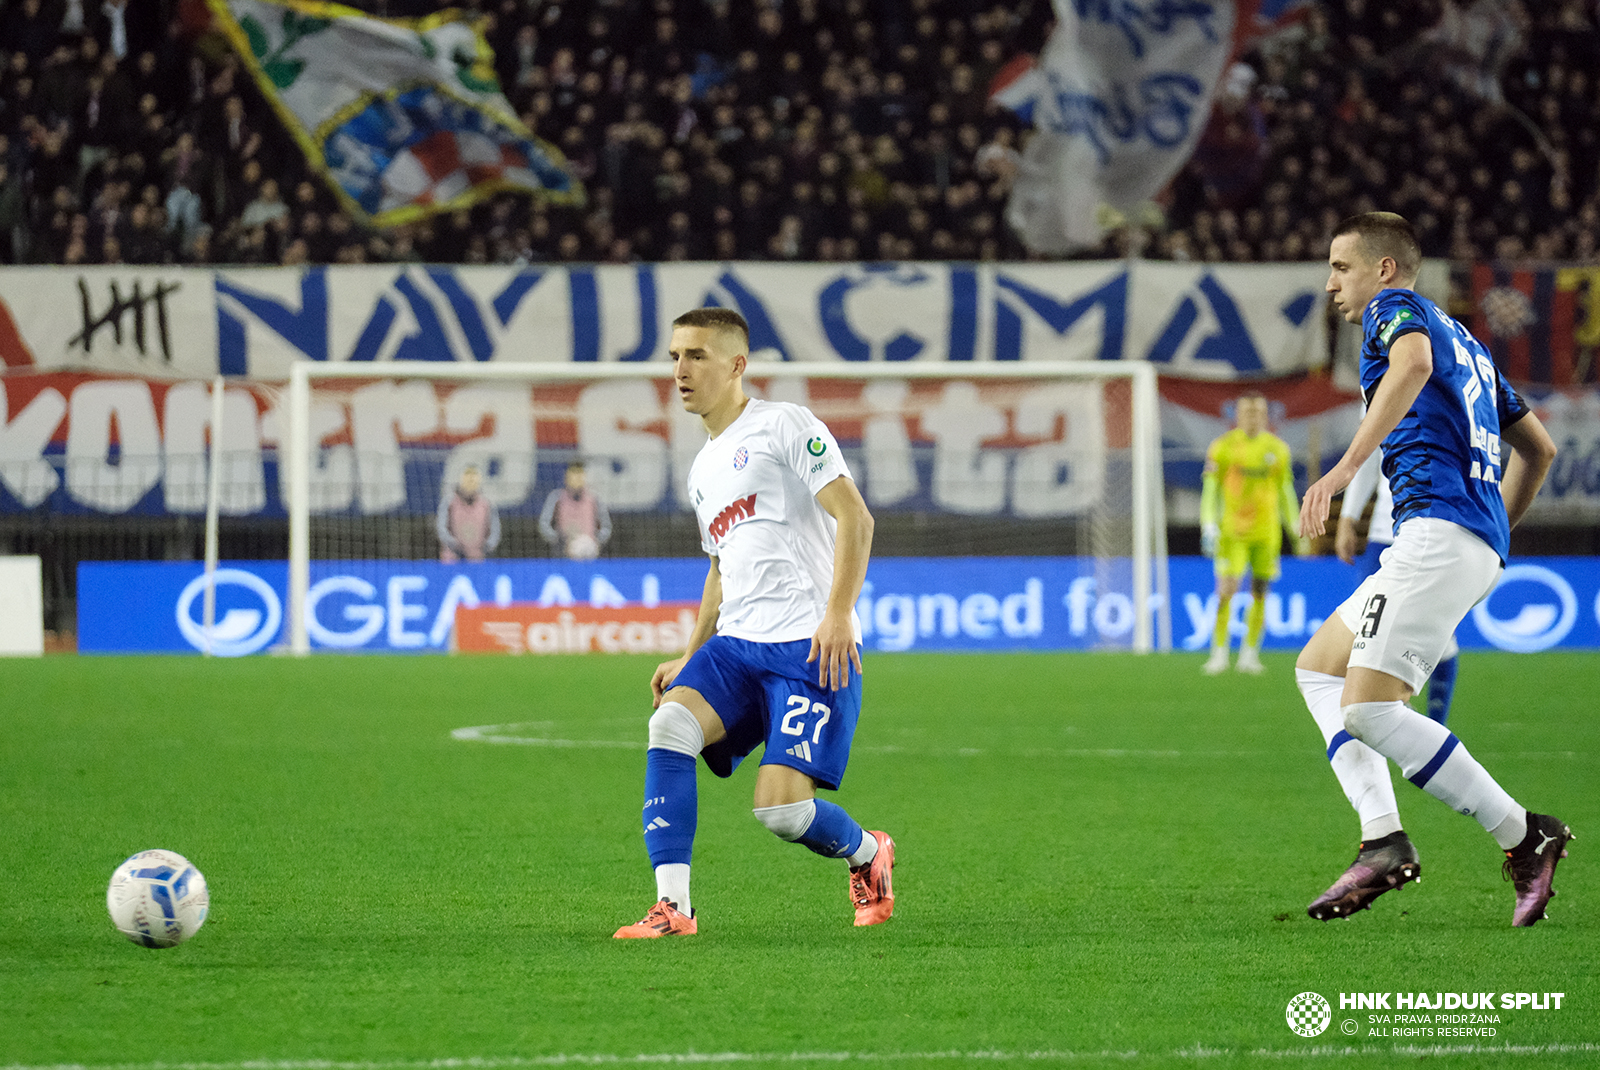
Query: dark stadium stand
2 0 1595 267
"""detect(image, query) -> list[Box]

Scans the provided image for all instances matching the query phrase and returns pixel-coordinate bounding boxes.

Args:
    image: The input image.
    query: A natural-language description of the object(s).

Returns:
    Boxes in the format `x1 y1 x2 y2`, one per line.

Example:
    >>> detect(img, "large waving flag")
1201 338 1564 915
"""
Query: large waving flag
999 1 1310 254
207 0 580 226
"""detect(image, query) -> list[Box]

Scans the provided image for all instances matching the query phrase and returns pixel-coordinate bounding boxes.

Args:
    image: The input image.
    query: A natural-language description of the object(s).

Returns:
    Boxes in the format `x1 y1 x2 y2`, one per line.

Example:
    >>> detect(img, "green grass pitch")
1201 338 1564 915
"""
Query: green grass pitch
2 651 1596 1069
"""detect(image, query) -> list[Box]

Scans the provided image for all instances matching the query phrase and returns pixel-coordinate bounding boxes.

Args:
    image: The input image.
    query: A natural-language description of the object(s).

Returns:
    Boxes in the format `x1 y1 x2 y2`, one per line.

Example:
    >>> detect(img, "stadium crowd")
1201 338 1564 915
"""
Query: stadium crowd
0 0 1597 268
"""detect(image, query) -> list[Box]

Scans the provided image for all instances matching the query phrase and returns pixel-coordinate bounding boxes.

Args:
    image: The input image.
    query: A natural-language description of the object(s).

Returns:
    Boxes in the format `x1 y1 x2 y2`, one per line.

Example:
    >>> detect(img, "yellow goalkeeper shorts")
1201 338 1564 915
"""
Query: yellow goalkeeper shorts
1214 535 1281 581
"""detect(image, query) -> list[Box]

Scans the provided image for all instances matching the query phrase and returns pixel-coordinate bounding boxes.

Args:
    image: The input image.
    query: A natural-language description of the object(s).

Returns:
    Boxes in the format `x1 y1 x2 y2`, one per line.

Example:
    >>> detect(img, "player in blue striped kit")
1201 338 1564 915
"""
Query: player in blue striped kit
1297 212 1570 927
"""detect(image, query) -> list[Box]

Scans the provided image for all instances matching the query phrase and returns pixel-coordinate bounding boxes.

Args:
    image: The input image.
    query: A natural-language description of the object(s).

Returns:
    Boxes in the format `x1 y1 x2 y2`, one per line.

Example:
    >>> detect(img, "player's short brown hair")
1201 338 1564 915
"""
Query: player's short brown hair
1333 212 1421 284
672 307 750 349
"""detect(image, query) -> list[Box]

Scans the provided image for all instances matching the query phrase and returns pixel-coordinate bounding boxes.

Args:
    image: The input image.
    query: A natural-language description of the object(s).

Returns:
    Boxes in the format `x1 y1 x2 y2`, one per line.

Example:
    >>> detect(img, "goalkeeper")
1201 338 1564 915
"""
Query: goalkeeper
1201 394 1304 674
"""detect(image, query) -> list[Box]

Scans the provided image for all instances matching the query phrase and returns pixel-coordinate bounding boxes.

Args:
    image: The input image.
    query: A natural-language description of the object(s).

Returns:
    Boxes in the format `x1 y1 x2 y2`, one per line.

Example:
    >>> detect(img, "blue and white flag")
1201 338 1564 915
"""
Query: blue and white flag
1004 0 1238 254
207 0 579 226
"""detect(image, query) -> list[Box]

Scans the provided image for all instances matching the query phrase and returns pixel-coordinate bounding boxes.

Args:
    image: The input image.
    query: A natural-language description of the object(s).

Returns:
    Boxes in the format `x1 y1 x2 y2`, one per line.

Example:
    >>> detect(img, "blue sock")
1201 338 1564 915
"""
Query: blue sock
796 799 865 859
1427 656 1459 725
642 749 697 867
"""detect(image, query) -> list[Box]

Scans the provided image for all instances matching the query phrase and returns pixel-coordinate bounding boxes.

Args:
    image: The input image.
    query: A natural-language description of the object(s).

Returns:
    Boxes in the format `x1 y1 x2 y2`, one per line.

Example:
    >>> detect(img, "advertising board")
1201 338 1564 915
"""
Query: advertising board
78 556 1600 655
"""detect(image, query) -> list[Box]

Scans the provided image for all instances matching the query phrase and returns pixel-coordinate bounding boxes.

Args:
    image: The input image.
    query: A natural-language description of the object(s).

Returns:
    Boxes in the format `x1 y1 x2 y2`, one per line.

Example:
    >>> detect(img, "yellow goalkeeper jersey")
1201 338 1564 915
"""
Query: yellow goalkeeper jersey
1203 429 1297 542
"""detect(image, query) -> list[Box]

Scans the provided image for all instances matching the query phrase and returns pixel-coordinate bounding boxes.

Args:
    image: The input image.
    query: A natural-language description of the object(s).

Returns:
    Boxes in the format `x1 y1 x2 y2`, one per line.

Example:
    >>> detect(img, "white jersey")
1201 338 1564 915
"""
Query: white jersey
687 399 860 644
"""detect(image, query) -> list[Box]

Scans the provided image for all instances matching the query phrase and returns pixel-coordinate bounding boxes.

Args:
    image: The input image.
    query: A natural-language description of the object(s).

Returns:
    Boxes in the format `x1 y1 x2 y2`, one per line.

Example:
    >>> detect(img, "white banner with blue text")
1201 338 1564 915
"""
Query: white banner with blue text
0 261 1329 380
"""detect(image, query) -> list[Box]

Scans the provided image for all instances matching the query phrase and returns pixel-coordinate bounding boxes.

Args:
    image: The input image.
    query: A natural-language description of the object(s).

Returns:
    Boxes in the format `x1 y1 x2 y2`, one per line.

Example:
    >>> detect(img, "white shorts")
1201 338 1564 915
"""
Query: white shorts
1336 518 1501 692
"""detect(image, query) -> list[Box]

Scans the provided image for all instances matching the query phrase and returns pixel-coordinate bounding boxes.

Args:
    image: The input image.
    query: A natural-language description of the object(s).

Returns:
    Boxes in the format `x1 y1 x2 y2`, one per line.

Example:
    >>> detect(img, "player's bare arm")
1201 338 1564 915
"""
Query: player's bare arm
1301 333 1432 538
652 557 723 706
1499 411 1557 530
809 475 873 691
1334 516 1361 564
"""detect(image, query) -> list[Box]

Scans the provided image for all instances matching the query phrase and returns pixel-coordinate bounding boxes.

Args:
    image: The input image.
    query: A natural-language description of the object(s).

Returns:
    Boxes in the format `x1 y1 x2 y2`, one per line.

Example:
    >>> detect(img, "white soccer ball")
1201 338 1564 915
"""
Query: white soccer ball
107 850 209 948
566 533 599 560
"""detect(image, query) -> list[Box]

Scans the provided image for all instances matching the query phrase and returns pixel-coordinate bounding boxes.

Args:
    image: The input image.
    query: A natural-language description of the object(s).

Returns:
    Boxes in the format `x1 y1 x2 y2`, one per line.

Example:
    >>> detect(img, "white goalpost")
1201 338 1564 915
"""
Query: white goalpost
284 361 1170 655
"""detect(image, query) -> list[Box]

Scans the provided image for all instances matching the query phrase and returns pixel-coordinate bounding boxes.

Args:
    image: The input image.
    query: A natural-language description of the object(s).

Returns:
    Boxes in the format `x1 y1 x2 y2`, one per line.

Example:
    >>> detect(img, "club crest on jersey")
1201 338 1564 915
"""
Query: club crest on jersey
732 446 749 470
806 437 827 457
708 493 757 543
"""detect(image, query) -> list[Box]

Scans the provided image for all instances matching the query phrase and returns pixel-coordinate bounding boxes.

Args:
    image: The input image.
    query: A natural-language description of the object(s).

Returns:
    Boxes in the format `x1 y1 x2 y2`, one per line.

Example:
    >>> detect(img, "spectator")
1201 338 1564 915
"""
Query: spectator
182 223 214 265
437 465 502 564
0 158 25 263
122 200 168 263
4 0 59 67
239 177 288 229
207 93 260 169
539 461 611 560
94 0 134 61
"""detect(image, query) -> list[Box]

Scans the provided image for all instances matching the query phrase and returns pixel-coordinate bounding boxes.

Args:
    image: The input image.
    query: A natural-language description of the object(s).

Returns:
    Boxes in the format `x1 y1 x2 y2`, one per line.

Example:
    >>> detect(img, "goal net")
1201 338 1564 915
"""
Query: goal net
283 362 1169 654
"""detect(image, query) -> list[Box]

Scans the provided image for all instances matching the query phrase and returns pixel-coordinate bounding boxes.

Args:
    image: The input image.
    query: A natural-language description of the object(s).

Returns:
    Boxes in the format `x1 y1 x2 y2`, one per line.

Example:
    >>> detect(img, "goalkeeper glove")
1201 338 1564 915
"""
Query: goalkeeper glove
1201 524 1219 557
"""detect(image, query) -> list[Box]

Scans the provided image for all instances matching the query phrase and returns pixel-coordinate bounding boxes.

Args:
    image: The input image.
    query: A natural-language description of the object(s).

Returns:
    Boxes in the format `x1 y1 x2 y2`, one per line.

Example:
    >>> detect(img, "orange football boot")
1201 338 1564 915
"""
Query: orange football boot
613 898 697 939
849 830 896 926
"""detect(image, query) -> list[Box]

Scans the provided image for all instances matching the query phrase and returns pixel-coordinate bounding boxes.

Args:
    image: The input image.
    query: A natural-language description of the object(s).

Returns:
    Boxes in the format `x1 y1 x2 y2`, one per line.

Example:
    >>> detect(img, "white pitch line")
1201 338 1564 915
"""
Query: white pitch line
1242 1043 1600 1060
450 724 1267 760
7 1044 1599 1070
450 724 642 750
451 725 1588 763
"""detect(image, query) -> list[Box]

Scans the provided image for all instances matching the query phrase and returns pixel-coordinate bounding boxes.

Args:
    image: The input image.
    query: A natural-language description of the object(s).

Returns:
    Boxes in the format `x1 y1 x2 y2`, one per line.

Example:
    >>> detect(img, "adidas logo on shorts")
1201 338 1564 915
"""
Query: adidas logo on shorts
785 741 813 763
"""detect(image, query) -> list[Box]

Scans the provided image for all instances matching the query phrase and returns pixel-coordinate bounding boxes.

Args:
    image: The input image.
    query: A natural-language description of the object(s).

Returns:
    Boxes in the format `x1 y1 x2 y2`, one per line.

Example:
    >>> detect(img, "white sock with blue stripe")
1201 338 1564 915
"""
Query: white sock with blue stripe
1297 670 1400 840
1342 700 1525 847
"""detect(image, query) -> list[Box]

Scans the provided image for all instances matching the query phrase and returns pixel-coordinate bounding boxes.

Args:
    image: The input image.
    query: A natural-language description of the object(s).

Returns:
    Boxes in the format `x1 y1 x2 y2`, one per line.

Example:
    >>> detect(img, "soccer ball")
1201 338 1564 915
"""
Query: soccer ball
566 533 599 560
107 850 210 948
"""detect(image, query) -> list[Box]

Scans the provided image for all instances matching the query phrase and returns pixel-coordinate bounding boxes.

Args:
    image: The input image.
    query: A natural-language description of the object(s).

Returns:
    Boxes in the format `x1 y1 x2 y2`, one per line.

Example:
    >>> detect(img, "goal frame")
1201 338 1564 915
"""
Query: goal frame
285 361 1170 654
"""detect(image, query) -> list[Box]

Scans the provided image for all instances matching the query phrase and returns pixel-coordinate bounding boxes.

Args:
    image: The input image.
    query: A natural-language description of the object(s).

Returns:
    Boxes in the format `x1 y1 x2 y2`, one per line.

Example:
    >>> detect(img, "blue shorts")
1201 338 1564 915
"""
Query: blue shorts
671 634 862 791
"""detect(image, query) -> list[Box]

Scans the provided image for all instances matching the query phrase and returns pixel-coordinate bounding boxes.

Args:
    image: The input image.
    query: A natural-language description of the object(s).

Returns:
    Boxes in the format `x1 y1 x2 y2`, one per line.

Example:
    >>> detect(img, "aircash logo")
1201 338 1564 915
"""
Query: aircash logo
806 437 827 456
708 493 757 543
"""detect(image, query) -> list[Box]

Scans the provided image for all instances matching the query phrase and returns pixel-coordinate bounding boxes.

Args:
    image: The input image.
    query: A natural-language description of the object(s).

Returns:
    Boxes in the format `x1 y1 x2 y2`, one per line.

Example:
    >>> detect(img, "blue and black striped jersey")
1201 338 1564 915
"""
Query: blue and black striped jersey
1359 289 1528 563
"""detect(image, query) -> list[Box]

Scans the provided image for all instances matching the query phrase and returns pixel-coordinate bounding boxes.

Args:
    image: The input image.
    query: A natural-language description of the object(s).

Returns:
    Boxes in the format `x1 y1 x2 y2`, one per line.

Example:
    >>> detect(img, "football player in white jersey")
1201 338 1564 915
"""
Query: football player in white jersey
614 307 895 938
